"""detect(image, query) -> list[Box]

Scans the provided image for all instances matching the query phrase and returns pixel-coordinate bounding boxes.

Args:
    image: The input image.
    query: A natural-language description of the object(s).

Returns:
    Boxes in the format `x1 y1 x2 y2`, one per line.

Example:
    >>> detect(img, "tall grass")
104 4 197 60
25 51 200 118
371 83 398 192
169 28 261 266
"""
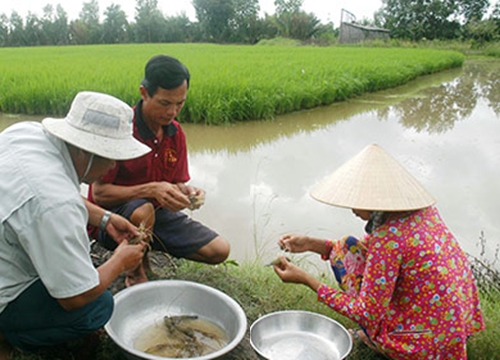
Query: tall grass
484 43 500 57
0 44 464 124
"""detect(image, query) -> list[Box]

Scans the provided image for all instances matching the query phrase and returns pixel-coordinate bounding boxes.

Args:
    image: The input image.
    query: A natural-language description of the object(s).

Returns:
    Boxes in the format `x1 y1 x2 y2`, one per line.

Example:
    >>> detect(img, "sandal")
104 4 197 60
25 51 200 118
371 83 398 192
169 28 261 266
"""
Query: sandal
348 328 381 353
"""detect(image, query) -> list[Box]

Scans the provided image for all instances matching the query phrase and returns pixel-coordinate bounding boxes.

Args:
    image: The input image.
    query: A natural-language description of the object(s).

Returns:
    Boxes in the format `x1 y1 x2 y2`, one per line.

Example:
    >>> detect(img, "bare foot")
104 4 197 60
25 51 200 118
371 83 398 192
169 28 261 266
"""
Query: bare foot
125 265 148 287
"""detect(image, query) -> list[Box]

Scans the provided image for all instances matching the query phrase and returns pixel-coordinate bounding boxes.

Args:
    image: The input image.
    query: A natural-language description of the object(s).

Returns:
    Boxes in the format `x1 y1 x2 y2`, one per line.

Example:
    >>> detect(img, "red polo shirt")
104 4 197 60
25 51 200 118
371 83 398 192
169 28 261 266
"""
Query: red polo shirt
88 101 190 205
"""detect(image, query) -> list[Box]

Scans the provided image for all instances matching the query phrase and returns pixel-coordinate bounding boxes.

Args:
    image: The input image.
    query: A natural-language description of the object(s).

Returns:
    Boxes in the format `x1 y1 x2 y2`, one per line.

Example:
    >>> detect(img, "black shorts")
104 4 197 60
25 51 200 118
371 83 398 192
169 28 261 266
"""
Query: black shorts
98 199 218 258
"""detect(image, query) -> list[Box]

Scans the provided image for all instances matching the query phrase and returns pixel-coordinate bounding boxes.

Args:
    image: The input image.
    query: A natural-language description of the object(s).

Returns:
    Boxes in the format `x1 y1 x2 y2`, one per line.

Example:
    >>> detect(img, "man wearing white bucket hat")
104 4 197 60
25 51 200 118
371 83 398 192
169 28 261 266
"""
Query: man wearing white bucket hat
273 144 484 360
0 91 150 355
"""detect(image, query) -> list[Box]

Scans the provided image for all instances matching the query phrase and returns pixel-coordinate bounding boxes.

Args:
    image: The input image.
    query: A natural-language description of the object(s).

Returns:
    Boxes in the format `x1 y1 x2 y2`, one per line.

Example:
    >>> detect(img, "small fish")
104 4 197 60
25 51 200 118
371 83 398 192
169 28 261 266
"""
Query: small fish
265 256 291 267
188 194 205 210
164 315 199 327
164 315 199 341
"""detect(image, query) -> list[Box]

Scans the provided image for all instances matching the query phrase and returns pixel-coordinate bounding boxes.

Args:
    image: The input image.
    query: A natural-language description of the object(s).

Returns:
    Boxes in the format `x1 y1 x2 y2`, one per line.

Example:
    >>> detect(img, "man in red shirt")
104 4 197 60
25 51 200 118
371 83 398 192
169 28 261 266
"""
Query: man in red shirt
89 55 230 286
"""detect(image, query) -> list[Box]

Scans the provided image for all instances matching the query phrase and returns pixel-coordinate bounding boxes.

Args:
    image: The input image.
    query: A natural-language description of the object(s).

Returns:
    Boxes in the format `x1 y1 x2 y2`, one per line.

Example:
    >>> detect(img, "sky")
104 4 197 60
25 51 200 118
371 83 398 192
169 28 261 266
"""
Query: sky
2 0 383 25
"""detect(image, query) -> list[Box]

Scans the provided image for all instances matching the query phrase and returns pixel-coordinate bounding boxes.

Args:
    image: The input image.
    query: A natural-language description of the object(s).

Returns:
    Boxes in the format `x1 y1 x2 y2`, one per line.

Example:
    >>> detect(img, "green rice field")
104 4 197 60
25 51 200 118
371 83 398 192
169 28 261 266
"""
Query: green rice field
0 44 464 124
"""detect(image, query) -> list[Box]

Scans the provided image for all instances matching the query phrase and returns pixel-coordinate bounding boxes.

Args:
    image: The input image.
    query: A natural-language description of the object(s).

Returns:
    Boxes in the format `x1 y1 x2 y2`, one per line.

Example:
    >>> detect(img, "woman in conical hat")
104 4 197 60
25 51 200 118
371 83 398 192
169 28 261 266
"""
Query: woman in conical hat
273 144 484 360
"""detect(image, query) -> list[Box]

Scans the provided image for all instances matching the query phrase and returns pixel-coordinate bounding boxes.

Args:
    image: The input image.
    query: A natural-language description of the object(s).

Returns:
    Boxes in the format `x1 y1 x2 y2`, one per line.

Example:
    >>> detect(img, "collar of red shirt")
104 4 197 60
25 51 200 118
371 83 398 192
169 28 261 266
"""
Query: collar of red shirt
134 100 178 140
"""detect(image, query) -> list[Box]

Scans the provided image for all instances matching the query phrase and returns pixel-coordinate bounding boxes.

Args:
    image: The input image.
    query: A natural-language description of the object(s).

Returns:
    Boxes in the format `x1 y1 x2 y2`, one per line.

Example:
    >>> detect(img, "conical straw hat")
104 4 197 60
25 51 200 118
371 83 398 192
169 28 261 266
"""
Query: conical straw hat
310 144 436 211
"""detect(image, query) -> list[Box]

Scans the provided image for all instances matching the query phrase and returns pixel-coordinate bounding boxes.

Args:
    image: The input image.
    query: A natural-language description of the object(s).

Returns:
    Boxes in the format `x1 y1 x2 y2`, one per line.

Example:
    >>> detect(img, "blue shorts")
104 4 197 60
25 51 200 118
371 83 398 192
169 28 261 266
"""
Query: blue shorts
0 279 113 351
98 199 218 258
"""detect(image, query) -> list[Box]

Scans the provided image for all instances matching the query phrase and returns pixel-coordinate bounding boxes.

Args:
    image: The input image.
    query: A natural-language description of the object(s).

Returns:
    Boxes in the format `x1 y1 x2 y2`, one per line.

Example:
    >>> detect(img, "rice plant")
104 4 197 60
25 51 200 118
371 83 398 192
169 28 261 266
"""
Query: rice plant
0 44 464 124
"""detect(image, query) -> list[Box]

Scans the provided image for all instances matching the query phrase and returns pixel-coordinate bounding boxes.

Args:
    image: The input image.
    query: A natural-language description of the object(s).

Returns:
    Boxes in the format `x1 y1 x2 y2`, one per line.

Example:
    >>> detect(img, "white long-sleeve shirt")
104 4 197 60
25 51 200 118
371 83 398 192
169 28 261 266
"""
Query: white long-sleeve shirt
0 121 99 313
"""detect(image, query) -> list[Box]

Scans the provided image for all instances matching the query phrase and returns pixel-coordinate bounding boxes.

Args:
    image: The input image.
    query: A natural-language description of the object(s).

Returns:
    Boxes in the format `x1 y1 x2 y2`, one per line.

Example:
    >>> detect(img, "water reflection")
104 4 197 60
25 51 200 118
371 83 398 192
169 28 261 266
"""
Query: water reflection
1 59 499 270
394 61 500 134
182 59 500 268
186 66 464 153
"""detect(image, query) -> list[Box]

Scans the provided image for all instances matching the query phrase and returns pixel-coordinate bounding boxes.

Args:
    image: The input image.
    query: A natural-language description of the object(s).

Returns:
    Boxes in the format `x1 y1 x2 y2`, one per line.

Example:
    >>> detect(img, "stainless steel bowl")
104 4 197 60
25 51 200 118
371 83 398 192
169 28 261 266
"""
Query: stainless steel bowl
250 310 352 360
105 280 247 360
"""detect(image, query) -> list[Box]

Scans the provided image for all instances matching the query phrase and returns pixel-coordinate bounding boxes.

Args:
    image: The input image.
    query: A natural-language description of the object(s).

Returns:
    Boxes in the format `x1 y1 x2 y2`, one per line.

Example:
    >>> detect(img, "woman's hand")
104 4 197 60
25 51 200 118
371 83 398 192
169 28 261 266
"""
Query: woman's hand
278 234 330 256
278 234 311 253
273 256 322 291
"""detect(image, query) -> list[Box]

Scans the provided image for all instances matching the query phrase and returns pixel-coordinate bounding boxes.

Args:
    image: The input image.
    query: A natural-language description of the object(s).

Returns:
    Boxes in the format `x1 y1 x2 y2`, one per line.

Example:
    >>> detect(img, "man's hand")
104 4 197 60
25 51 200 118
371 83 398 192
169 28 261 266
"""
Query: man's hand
112 240 147 273
179 185 205 210
105 213 141 244
152 182 191 211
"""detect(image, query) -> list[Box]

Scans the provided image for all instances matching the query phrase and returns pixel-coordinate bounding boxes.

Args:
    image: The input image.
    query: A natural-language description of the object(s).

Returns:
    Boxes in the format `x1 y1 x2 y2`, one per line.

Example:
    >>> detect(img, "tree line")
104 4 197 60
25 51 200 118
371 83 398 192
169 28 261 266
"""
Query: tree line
376 0 500 43
0 0 333 46
0 0 499 47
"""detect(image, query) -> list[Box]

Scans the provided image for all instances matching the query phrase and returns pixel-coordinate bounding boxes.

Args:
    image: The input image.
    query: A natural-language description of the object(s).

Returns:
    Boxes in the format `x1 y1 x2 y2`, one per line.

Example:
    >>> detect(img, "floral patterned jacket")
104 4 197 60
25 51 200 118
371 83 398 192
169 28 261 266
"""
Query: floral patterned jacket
318 206 485 359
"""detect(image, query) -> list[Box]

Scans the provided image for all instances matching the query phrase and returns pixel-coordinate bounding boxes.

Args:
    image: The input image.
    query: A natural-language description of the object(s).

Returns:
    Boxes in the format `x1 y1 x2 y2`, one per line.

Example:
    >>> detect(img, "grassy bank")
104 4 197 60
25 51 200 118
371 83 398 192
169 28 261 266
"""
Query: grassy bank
122 257 500 360
9 249 500 360
0 44 463 124
329 38 500 58
174 261 500 360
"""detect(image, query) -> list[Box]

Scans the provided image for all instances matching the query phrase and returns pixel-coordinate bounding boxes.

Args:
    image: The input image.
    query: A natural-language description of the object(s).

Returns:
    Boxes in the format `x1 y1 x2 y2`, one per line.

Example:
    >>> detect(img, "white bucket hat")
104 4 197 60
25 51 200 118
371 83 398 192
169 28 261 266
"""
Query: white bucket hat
310 144 436 211
42 91 151 160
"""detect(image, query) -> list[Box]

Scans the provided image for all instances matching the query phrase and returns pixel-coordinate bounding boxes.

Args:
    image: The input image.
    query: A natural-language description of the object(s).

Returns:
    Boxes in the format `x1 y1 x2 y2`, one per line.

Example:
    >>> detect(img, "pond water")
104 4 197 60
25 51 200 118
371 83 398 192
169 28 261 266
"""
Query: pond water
183 58 500 269
1 58 499 270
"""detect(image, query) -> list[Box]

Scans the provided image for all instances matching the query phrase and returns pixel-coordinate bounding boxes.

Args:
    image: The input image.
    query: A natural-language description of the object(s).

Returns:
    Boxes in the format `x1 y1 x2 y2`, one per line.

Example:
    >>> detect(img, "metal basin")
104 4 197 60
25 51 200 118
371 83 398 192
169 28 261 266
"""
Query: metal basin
250 310 352 360
105 280 247 360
